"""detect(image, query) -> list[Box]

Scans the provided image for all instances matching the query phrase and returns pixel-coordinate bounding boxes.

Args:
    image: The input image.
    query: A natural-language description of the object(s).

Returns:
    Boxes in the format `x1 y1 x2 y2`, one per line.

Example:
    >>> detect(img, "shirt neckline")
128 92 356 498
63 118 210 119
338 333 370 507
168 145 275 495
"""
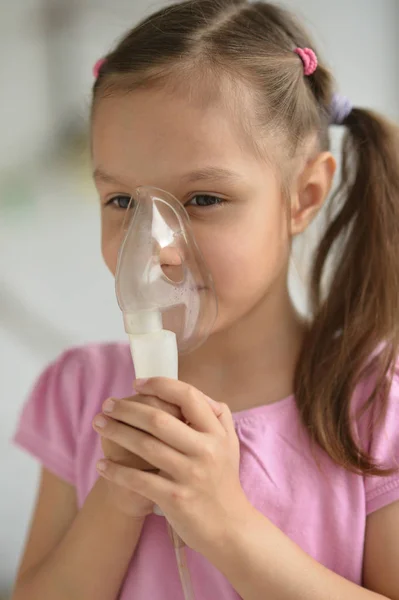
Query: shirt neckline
232 393 295 423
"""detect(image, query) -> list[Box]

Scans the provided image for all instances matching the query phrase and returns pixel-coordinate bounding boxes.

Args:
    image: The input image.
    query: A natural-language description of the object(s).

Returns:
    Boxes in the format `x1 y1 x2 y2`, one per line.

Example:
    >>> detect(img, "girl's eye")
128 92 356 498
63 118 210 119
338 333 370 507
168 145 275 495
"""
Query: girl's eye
107 195 132 209
186 194 224 208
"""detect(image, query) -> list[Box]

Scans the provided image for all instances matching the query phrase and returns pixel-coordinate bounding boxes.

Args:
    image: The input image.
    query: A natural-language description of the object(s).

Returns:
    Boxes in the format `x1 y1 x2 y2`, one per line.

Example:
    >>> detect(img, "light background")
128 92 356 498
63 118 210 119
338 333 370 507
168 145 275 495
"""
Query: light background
0 0 398 595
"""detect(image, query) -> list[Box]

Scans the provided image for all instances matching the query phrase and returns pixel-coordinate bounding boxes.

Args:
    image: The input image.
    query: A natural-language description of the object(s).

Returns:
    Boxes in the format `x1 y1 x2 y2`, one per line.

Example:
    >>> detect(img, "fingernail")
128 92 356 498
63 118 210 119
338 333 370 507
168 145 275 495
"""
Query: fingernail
134 378 149 389
96 460 108 472
205 395 220 408
103 398 115 413
93 415 107 429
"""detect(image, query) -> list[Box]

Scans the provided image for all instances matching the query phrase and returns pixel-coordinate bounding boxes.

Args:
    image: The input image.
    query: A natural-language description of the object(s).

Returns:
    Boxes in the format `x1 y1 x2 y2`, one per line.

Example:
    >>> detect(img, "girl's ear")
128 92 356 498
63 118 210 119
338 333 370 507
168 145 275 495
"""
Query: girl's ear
290 152 336 235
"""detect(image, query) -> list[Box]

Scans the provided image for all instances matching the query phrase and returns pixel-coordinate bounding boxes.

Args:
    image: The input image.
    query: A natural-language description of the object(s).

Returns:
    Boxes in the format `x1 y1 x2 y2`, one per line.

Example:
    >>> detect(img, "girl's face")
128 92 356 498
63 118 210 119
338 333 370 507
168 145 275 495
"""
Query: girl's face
92 87 295 335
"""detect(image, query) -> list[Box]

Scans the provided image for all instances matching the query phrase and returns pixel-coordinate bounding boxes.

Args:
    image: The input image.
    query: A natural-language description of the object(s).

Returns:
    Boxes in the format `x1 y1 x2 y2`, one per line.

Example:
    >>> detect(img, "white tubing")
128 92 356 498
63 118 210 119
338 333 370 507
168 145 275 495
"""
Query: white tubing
128 328 178 518
128 329 178 379
168 523 196 600
128 328 196 600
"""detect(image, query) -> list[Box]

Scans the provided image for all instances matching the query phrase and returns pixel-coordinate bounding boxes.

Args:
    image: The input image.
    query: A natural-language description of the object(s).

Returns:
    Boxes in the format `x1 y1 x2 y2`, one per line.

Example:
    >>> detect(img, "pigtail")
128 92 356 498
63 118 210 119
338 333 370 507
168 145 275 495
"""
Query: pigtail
295 108 399 474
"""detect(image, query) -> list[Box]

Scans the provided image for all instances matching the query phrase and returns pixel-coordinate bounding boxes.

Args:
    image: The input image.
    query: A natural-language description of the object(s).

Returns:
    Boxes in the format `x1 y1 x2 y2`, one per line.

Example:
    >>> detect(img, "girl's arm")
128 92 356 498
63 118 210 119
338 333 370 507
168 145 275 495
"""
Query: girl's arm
363 500 399 598
205 501 399 600
12 468 144 600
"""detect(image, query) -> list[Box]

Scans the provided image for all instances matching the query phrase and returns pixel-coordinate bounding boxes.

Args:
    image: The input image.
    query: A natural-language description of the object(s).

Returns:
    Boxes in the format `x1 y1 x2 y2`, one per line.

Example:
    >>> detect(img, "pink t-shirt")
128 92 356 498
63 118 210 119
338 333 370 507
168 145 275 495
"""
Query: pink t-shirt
14 343 399 599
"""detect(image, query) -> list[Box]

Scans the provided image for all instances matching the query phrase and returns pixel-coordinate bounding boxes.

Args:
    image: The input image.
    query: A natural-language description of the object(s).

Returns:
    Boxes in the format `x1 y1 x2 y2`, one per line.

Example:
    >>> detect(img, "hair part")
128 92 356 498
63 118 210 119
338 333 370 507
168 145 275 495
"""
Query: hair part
92 0 399 477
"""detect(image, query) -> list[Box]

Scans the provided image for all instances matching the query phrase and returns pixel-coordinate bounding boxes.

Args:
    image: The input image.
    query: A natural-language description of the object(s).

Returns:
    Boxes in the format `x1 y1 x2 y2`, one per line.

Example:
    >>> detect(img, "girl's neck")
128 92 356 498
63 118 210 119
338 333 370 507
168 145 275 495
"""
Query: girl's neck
179 284 305 412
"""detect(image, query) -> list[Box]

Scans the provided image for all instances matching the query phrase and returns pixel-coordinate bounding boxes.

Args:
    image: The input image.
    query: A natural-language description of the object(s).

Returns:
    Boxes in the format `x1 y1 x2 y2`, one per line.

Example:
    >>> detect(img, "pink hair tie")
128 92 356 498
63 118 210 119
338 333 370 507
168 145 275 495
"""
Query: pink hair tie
93 58 106 79
294 47 318 76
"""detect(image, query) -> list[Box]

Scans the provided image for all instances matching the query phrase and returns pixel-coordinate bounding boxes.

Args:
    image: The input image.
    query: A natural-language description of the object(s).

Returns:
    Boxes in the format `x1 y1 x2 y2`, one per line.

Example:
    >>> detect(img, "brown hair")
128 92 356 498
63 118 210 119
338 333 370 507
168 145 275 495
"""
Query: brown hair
92 0 399 476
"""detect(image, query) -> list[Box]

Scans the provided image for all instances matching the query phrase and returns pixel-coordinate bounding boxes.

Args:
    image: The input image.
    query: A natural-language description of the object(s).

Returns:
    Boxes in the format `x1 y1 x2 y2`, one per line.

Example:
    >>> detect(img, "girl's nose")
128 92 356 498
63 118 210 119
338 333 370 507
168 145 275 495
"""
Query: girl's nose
159 246 184 283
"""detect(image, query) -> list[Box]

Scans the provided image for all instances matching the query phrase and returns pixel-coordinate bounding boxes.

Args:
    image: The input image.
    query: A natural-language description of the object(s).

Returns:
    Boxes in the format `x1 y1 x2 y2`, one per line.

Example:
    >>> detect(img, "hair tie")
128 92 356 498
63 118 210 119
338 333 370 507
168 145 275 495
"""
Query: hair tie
330 93 353 125
294 47 318 76
93 58 106 79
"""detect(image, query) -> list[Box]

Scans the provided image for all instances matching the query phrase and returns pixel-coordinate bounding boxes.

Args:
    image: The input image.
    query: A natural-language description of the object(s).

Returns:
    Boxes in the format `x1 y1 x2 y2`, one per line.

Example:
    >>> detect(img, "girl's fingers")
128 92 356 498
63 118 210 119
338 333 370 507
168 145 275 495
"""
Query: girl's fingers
97 399 201 455
132 393 182 420
97 460 174 505
93 415 188 476
212 401 237 437
134 378 223 435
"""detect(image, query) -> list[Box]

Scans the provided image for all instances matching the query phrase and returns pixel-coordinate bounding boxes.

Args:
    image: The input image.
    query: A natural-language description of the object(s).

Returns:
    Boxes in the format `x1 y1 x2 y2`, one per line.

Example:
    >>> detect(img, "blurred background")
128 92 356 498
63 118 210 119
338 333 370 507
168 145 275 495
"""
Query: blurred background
0 0 398 596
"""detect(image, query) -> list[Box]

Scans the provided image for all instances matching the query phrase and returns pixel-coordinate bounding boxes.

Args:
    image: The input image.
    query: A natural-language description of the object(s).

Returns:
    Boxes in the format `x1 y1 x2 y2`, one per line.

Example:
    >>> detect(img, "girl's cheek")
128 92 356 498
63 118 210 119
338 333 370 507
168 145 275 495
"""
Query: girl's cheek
101 233 120 276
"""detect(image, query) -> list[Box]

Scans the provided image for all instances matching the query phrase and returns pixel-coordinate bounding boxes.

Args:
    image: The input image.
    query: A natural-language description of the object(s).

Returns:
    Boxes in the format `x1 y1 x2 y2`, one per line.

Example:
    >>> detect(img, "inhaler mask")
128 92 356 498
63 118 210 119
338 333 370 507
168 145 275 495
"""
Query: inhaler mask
115 186 218 366
114 185 216 600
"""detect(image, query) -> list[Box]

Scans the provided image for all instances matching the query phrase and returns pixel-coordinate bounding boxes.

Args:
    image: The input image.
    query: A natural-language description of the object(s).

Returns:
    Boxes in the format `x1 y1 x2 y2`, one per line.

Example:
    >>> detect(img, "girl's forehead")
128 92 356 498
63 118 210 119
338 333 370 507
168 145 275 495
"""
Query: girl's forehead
91 88 266 176
93 83 248 138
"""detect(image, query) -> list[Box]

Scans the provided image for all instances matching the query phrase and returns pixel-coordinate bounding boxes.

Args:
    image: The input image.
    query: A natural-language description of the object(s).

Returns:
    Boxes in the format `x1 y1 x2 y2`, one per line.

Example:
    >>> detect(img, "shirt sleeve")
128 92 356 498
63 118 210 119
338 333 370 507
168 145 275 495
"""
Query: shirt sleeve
13 348 85 486
364 368 399 515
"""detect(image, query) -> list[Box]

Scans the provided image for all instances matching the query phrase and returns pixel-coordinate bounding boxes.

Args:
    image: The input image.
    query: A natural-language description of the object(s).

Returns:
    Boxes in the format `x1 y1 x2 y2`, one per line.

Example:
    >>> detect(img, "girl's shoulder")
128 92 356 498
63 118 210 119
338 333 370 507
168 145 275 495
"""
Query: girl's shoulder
352 360 399 514
14 342 133 485
352 359 399 449
26 341 134 414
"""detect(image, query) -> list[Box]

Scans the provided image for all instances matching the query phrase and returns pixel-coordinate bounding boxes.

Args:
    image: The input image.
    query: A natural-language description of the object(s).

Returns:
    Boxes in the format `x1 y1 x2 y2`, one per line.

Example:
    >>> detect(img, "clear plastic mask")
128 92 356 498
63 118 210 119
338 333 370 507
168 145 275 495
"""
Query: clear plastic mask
115 186 218 353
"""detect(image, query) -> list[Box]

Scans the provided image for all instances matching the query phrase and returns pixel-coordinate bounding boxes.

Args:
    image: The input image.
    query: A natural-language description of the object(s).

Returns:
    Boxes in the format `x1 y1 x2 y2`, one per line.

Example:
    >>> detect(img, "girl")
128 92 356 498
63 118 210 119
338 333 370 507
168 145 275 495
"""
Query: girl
12 1 399 599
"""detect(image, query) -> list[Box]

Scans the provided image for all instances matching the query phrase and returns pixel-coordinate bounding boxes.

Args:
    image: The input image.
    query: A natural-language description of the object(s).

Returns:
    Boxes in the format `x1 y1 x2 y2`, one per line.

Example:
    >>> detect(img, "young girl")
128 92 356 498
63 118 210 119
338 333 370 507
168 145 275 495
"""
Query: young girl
12 1 399 599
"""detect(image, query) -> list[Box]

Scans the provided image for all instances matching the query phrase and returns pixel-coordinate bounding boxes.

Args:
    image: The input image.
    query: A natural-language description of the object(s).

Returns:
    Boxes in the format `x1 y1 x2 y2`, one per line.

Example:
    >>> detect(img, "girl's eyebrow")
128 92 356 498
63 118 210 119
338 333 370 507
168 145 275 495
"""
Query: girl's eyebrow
93 165 242 186
93 168 127 186
182 166 242 184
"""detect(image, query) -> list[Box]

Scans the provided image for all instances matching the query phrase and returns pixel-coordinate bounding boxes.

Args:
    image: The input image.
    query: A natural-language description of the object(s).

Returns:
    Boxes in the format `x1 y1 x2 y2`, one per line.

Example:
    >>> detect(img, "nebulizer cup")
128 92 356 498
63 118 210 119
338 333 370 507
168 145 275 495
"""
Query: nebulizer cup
115 186 218 600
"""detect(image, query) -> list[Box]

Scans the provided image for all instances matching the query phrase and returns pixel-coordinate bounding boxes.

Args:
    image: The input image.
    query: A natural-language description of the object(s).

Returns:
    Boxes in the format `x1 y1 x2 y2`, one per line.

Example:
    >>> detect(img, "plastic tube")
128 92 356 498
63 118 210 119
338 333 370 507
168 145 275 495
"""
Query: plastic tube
168 523 196 600
128 328 196 600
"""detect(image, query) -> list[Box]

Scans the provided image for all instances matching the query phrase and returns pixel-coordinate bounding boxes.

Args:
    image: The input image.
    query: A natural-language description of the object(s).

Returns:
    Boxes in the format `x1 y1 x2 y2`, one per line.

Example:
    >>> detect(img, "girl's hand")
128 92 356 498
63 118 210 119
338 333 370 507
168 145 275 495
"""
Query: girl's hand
100 392 182 470
93 378 250 554
101 470 155 520
96 392 183 519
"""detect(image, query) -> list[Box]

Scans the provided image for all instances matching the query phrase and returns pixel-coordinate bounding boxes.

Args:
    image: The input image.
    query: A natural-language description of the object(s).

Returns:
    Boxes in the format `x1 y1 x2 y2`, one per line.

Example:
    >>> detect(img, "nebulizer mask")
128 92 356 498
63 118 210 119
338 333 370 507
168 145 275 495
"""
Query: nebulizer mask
115 186 218 600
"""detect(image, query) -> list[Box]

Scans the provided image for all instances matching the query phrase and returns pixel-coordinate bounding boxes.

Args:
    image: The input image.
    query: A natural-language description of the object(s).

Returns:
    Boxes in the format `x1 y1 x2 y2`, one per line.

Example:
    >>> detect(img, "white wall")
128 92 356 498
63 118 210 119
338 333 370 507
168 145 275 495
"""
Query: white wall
1 0 398 595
